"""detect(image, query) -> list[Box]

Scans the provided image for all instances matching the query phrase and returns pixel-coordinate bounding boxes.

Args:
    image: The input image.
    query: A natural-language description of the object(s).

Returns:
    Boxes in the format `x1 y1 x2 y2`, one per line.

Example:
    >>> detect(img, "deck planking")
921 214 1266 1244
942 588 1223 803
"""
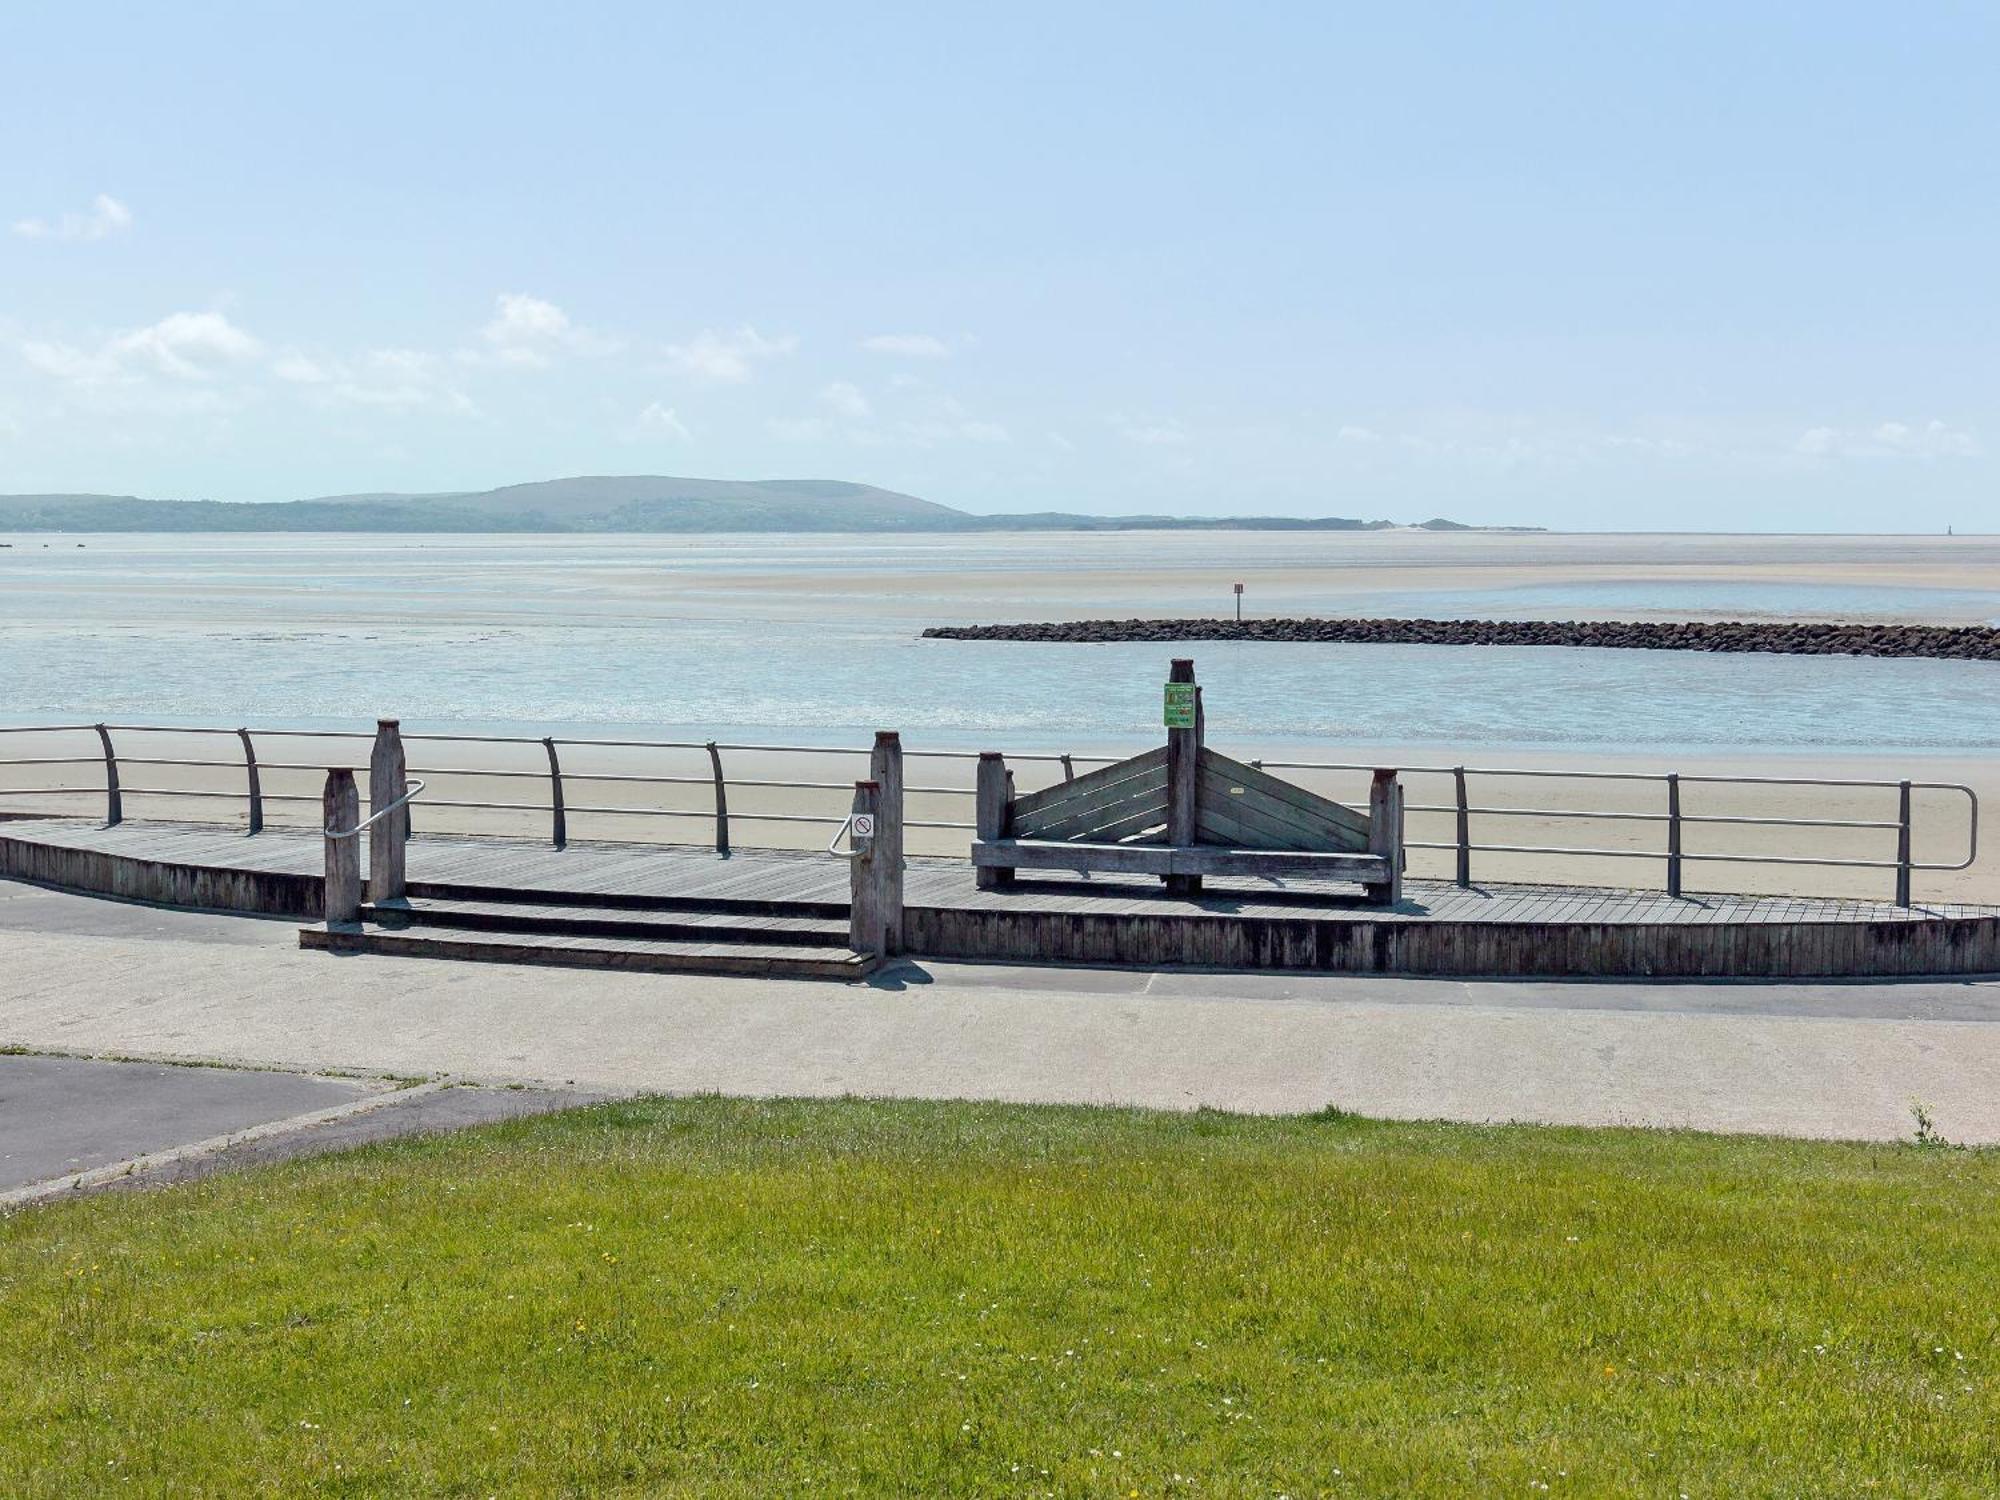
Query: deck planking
3 818 1987 926
6 819 1997 977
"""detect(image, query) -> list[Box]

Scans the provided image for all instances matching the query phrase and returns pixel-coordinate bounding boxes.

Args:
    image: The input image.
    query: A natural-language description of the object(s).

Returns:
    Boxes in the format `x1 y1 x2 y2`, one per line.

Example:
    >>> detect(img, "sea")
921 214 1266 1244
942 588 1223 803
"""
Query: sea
3 531 1997 757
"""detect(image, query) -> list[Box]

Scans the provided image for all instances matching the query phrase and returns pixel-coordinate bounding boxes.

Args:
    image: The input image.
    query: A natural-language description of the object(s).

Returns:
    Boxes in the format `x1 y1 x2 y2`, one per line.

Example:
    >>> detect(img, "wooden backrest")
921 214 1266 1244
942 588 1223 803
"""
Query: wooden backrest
995 745 1371 853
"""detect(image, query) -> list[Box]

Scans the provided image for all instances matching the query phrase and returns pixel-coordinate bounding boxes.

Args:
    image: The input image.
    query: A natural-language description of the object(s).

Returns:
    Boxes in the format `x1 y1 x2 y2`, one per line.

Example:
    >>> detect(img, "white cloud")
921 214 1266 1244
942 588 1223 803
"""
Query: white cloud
1335 424 1382 444
12 193 132 241
271 351 332 384
819 381 871 419
634 401 691 439
663 325 797 384
859 332 950 358
328 349 475 413
22 310 262 386
476 292 612 367
1795 419 1980 459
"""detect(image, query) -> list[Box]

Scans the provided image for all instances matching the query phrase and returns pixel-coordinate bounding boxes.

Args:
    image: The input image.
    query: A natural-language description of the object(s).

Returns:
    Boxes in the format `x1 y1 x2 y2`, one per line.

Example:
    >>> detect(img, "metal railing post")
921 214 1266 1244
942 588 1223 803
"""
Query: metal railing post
322 768 361 924
1453 765 1471 887
707 740 730 856
542 737 566 849
237 727 263 834
94 722 122 826
1666 773 1683 898
1896 780 1913 907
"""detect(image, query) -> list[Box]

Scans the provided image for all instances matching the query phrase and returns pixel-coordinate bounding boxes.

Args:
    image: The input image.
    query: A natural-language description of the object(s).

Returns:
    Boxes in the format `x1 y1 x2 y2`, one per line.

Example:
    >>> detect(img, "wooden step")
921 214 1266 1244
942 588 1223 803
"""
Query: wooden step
404 880 846 921
300 922 875 982
362 897 852 947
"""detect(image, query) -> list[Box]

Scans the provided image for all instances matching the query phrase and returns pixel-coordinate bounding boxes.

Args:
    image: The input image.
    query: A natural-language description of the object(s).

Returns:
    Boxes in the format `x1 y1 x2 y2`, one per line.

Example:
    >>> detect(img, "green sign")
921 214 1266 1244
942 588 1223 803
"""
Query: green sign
1163 682 1197 729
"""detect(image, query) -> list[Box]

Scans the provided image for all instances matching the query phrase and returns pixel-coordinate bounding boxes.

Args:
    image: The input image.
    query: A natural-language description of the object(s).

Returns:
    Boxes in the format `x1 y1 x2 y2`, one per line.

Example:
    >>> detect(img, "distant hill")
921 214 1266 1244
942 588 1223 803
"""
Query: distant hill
0 478 1536 534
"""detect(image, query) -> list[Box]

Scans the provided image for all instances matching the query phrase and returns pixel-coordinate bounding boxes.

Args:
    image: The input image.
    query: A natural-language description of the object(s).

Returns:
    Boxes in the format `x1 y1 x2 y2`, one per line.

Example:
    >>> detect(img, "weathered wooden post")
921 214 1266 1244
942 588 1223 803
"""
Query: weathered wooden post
847 779 882 955
238 727 264 835
975 752 1013 889
1366 768 1405 905
322 767 361 924
94 723 122 827
368 718 408 906
1895 779 1913 907
1164 658 1202 895
870 731 905 954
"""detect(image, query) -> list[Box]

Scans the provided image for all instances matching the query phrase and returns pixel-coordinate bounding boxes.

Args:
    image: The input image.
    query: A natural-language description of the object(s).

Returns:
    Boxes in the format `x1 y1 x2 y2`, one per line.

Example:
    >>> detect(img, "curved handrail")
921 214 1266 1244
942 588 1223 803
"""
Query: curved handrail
325 779 428 840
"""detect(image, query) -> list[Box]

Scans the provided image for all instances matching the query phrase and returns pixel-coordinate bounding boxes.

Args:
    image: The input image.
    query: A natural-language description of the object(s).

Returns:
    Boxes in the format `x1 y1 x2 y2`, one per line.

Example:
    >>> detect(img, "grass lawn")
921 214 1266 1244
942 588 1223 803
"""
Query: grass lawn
3 1096 1997 1497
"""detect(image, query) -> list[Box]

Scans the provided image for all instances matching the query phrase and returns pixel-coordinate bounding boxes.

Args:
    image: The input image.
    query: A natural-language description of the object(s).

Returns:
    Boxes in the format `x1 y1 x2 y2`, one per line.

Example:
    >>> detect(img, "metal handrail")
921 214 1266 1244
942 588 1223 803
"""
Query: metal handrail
326 779 428 840
827 813 863 859
0 721 1980 904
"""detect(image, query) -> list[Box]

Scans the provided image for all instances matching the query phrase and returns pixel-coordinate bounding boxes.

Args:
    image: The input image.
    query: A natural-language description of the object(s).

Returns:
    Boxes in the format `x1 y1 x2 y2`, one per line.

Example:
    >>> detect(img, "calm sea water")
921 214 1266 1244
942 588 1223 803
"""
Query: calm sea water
2 532 1996 754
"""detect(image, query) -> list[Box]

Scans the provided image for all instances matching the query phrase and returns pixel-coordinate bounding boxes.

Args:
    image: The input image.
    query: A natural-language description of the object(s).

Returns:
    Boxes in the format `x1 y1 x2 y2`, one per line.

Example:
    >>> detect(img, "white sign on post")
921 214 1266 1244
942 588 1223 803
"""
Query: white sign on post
850 813 876 840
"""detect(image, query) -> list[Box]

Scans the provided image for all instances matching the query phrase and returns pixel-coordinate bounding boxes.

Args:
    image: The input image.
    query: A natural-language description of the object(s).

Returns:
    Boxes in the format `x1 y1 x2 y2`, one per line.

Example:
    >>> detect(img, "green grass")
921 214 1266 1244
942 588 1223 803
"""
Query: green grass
3 1098 1996 1497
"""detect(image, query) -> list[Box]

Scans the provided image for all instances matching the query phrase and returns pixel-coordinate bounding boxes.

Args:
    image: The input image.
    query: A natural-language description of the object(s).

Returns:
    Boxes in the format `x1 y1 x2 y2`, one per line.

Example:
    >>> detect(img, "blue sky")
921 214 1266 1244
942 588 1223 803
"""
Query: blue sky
2 2 1994 529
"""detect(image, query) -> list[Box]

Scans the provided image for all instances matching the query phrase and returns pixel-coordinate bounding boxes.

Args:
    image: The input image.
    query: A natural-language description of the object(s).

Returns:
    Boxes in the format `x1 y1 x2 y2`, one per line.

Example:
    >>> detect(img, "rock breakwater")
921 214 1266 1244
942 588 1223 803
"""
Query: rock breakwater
921 617 2000 661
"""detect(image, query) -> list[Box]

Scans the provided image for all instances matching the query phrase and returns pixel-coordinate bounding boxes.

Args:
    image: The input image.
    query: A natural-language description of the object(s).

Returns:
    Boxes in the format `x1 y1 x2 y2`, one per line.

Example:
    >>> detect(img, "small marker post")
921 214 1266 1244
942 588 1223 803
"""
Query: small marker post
1233 581 1244 622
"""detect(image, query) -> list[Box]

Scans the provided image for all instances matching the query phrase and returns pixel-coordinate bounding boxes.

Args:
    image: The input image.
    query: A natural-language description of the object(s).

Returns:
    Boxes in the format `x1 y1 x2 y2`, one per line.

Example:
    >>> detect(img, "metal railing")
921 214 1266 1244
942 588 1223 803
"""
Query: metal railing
326 779 428 839
0 722 1981 905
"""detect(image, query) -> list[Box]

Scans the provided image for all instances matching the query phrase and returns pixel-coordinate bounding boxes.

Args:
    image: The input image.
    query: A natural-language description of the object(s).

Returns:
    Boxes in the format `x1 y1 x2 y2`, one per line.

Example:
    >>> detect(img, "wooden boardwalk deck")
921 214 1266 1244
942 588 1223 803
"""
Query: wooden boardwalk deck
5 819 1996 977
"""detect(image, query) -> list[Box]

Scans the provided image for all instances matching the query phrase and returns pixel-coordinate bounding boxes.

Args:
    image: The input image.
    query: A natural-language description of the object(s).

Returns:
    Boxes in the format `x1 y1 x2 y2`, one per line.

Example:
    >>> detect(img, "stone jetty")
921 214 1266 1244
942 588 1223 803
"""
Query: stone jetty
921 617 2000 661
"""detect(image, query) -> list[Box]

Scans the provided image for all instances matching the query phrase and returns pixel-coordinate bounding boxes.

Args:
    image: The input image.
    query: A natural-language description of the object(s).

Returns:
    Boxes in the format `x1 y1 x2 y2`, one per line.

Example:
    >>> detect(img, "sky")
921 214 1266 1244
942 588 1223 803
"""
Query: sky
2 2 1995 530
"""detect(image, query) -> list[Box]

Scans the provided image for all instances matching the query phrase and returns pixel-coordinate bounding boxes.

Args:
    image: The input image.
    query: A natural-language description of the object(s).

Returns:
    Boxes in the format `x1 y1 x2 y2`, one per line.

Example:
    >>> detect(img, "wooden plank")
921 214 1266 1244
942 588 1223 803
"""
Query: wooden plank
1190 794 1323 854
1015 768 1168 842
972 839 1388 883
1195 767 1353 851
974 839 1177 875
1008 746 1167 821
1201 750 1370 841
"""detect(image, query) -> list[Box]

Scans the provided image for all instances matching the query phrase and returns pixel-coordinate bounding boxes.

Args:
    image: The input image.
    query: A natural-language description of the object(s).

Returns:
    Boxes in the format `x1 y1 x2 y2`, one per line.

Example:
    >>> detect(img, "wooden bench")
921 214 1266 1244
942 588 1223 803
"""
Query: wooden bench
971 660 1404 904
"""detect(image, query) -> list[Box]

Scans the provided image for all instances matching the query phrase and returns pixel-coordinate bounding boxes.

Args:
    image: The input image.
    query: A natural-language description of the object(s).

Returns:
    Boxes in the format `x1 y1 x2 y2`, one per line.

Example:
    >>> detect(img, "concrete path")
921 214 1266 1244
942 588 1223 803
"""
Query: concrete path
0 1053 379 1191
4 881 1999 1145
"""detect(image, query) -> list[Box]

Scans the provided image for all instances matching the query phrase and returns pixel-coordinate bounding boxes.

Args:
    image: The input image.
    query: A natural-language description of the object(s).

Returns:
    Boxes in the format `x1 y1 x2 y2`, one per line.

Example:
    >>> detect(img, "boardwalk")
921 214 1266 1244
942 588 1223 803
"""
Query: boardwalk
5 818 1998 977
2 817 1988 924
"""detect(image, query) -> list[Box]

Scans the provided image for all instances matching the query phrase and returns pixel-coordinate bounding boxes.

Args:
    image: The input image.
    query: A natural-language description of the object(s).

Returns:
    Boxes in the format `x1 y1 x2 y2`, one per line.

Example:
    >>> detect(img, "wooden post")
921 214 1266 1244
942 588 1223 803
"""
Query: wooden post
1164 658 1202 894
870 731 905 955
238 727 264 835
94 722 122 827
975 752 1013 889
368 718 408 906
543 737 567 849
1366 768 1404 904
1666 773 1683 898
322 768 361 924
707 740 730 856
847 780 882 954
1896 779 1913 907
1453 765 1471 887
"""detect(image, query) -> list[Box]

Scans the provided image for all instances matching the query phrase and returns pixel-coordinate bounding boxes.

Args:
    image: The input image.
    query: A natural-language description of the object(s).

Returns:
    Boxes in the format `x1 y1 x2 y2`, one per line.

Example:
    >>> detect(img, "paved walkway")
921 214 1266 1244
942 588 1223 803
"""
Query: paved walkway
4 882 1999 1145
